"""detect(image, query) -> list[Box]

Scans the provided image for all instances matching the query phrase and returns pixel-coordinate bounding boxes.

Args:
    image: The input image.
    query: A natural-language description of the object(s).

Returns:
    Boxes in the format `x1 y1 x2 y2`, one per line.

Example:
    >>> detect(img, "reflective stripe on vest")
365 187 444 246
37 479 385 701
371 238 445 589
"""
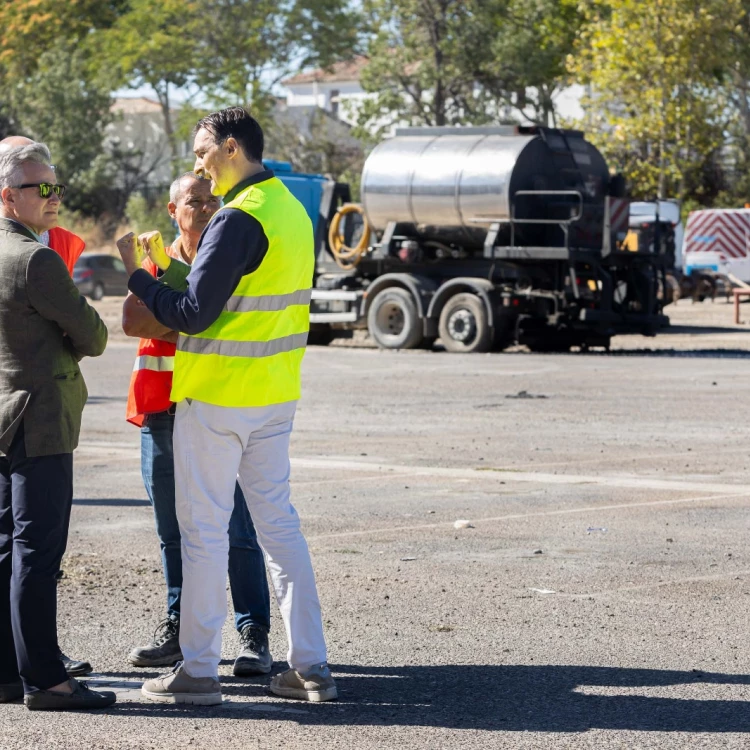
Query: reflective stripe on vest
126 254 179 426
224 288 312 313
170 176 314 408
177 331 308 358
133 354 175 372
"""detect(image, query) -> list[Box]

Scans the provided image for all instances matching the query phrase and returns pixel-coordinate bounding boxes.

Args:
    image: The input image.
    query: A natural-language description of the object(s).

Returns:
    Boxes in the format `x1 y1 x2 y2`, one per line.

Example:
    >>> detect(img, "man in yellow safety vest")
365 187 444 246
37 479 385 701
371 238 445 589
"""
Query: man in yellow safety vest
117 107 336 705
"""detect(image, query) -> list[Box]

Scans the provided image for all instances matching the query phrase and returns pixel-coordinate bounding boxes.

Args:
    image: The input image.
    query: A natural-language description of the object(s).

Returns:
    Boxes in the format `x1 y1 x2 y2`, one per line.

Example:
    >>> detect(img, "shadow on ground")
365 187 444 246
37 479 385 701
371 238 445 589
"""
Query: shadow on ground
95 664 750 733
593 348 750 359
72 498 150 507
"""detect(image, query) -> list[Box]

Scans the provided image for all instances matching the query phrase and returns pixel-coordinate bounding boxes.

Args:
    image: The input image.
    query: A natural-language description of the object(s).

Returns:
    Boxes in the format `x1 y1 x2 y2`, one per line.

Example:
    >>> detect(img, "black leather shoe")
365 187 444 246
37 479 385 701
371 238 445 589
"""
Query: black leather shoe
233 625 273 676
60 651 93 677
0 681 23 703
24 678 116 711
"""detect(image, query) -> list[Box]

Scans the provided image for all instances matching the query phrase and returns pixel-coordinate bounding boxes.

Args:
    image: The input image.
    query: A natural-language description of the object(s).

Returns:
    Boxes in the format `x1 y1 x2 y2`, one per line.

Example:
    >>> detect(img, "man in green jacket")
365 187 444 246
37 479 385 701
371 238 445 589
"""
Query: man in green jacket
0 142 114 711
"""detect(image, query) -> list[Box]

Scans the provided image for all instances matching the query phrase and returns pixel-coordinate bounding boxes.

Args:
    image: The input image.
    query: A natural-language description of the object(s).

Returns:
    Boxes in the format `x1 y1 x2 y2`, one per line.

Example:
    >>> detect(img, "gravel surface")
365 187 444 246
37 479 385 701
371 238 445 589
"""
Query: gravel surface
2 298 750 749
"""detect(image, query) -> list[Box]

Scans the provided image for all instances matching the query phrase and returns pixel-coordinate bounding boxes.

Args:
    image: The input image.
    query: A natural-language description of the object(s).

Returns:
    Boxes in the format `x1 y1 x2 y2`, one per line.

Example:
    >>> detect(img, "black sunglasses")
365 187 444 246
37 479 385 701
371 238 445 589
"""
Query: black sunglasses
12 182 66 199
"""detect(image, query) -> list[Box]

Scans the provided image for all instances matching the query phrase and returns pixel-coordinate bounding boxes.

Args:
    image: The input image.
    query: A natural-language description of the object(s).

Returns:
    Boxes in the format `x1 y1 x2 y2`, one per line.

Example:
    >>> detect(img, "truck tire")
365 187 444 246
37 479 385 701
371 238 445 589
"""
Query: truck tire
438 293 491 353
367 287 424 350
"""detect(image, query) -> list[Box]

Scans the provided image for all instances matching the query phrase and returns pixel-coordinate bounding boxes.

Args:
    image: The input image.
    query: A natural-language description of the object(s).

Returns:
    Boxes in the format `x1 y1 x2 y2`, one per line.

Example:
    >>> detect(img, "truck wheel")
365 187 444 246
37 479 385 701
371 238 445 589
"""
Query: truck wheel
438 293 491 353
367 287 424 349
91 282 104 301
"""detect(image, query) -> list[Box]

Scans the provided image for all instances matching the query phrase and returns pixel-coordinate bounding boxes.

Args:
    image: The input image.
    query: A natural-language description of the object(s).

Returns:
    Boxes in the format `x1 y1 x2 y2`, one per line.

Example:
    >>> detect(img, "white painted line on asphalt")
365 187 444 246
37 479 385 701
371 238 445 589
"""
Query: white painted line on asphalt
574 684 750 699
565 568 750 599
74 443 750 497
292 456 750 495
505 444 750 471
308 491 750 542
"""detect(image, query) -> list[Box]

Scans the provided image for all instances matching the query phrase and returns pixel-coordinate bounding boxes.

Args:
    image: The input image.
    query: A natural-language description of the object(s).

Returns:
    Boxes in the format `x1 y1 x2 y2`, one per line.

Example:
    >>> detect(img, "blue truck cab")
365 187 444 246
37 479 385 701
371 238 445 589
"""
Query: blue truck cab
263 159 329 238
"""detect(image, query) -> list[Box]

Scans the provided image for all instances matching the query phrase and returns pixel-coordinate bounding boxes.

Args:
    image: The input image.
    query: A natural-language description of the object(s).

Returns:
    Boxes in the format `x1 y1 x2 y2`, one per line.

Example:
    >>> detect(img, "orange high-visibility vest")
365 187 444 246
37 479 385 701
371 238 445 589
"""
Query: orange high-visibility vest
48 226 85 276
125 254 178 426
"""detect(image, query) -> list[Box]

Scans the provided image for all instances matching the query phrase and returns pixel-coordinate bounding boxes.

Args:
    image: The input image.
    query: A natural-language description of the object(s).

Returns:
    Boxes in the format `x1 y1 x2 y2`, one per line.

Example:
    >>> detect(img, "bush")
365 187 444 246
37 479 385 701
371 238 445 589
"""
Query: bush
124 192 176 246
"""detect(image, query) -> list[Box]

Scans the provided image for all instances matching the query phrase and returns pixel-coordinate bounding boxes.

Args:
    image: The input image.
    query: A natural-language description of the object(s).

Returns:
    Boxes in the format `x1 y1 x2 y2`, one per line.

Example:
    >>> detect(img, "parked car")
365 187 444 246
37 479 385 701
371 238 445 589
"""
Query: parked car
73 253 130 300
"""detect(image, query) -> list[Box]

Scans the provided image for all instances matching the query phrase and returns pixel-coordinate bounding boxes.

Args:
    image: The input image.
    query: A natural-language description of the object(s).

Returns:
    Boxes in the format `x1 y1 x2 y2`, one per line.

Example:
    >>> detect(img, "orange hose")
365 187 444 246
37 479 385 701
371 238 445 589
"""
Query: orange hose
328 204 371 270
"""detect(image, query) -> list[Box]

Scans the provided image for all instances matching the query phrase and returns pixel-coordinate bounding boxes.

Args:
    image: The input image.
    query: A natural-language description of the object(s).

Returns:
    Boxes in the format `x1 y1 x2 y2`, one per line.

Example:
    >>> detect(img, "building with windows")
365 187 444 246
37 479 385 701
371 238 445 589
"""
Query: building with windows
106 97 191 191
281 57 587 134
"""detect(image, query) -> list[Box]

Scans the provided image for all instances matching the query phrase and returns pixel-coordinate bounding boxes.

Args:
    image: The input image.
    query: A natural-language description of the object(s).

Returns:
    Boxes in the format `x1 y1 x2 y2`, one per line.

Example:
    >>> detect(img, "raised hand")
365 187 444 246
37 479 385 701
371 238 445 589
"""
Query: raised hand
116 232 145 276
139 231 171 272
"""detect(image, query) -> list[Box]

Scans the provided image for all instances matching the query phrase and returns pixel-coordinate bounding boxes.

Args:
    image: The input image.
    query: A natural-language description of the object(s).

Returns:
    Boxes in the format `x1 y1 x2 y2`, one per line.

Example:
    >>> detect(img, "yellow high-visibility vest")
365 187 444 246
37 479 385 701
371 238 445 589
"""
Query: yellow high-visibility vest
170 176 313 407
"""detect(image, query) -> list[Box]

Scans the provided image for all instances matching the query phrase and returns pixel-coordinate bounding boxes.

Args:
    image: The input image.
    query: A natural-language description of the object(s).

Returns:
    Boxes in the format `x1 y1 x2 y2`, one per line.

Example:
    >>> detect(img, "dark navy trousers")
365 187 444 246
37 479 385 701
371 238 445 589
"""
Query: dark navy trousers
0 422 71 693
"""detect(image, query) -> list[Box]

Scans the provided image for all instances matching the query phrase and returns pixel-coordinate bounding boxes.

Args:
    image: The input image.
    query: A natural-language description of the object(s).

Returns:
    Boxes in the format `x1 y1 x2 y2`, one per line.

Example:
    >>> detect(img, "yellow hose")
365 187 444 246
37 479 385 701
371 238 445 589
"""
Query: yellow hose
328 203 371 270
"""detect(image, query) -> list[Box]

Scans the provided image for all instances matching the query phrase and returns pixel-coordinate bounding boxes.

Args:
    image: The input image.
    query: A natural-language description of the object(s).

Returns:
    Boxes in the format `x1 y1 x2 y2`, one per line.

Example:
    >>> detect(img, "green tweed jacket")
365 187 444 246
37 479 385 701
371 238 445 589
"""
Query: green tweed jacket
0 218 108 457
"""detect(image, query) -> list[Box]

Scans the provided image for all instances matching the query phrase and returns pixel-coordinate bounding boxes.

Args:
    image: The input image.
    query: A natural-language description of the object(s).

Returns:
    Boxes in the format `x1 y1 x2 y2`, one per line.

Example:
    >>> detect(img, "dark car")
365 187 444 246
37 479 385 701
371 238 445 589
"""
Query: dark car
73 253 130 300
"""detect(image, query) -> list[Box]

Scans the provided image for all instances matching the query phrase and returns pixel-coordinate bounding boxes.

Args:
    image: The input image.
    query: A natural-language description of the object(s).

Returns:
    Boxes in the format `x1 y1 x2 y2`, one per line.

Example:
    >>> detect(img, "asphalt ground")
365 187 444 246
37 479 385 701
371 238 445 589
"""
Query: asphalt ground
3 300 750 749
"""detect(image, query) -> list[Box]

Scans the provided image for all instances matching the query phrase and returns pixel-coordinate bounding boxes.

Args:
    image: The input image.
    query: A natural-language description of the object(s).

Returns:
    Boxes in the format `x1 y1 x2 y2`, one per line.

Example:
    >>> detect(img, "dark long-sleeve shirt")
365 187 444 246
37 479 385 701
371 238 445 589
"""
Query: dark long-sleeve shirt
128 170 272 334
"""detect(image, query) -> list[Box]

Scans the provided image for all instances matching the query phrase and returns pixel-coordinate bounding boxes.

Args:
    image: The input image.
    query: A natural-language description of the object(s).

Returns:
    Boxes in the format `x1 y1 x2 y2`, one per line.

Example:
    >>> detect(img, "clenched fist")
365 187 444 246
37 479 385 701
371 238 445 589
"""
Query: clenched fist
116 231 145 276
139 231 171 272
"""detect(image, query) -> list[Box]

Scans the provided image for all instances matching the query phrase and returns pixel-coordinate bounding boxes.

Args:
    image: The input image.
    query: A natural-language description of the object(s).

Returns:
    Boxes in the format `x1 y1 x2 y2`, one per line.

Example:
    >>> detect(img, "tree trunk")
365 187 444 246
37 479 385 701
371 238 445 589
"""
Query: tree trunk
155 82 180 180
655 2 666 199
431 3 446 126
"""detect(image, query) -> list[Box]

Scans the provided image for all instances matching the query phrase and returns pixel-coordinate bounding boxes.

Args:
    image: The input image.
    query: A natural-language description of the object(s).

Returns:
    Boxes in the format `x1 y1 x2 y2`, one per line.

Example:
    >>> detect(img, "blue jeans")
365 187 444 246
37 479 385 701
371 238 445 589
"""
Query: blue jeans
140 411 270 632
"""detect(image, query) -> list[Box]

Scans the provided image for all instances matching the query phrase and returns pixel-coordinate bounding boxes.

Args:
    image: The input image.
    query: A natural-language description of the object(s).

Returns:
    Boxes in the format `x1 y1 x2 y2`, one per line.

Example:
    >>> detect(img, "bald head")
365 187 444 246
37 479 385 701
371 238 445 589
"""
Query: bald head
168 171 220 246
0 136 35 153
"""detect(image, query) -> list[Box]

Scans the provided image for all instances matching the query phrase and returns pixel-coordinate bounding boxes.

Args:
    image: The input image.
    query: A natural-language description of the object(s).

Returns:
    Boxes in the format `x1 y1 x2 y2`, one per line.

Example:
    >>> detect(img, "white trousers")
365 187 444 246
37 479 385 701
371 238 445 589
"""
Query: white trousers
173 398 327 679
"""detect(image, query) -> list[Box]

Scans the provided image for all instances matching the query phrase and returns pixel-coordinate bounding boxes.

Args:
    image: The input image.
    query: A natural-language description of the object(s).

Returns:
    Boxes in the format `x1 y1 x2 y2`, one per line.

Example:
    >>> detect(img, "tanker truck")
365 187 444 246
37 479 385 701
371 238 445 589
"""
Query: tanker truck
307 125 670 352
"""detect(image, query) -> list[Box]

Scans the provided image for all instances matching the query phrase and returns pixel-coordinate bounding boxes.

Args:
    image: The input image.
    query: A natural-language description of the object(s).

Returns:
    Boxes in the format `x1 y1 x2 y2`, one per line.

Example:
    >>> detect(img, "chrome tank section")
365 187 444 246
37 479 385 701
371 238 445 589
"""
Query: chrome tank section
362 130 534 231
360 126 610 249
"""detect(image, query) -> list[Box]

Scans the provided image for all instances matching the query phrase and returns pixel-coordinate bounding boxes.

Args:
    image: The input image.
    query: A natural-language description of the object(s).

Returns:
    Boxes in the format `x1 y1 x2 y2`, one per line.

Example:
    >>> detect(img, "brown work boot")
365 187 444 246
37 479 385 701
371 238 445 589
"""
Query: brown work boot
270 663 337 702
141 663 222 705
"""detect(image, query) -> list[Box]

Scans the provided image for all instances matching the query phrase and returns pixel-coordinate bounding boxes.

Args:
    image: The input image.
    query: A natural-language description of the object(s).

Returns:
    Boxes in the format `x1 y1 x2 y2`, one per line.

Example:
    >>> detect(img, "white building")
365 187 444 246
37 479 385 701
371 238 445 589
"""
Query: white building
282 57 370 128
106 97 191 189
281 57 586 134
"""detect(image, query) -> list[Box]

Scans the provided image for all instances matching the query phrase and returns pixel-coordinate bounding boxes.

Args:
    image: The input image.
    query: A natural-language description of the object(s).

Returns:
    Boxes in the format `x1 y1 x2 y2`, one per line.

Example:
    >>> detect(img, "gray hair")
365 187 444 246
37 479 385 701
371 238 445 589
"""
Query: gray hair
0 143 53 202
169 171 204 204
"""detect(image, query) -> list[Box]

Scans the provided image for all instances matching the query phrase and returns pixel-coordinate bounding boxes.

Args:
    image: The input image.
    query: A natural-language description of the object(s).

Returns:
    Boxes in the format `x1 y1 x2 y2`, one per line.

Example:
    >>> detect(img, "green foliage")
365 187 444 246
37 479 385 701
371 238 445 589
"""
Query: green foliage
192 0 360 117
474 0 584 126
124 192 176 246
354 0 580 138
0 0 126 79
355 0 488 137
266 108 365 185
570 0 735 203
717 10 750 206
8 39 114 216
98 0 203 178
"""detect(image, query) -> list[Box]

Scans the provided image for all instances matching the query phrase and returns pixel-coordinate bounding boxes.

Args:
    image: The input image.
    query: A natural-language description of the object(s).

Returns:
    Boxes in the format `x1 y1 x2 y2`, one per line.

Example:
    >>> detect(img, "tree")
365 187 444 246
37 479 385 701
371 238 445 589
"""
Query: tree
569 0 736 202
100 0 360 174
0 0 126 79
470 0 584 126
266 106 365 194
355 0 489 137
5 39 114 217
99 0 203 178
193 0 361 122
717 6 750 203
353 0 580 138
